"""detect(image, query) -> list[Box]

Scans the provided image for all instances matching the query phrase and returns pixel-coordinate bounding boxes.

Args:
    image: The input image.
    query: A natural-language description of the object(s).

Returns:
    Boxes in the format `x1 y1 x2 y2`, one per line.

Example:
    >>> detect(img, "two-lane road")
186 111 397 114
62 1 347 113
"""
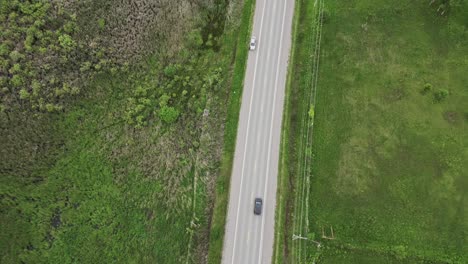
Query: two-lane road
222 0 294 263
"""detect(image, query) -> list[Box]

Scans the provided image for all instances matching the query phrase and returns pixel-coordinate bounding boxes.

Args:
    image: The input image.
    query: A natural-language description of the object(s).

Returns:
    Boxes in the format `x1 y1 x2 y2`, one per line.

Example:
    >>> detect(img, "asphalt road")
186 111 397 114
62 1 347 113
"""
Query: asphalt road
222 0 295 263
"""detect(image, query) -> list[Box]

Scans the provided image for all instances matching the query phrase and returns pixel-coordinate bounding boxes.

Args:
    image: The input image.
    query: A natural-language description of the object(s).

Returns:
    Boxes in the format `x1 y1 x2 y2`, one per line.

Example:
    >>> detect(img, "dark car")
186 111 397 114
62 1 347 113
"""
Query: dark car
254 198 263 215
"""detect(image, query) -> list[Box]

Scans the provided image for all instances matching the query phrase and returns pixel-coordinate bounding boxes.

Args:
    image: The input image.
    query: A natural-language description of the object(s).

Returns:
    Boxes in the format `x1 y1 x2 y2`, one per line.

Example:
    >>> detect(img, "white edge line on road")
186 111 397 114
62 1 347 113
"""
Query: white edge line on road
230 0 268 263
257 0 288 263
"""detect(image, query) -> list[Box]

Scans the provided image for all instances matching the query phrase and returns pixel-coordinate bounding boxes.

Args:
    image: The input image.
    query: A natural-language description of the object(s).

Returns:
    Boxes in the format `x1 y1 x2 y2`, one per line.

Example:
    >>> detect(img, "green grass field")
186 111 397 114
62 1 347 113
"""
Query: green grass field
1 70 200 263
277 0 468 263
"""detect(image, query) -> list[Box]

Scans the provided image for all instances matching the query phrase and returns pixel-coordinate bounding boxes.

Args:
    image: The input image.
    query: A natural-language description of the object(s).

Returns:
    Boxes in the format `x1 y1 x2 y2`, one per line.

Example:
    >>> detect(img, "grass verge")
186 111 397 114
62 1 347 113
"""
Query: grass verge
272 0 303 262
206 0 256 263
273 0 323 263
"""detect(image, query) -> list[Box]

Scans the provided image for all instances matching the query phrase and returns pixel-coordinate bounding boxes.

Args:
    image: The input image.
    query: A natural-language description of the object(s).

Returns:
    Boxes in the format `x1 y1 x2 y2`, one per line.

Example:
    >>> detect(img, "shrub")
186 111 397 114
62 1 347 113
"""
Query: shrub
9 50 23 62
391 245 408 260
308 105 315 119
434 89 449 102
187 29 203 47
0 76 7 86
134 86 148 97
422 83 432 94
58 34 76 50
159 94 171 107
159 106 180 124
164 64 179 77
0 43 9 56
45 103 55 112
9 63 21 74
79 61 92 72
63 21 76 33
19 89 30 99
10 74 24 87
98 18 106 30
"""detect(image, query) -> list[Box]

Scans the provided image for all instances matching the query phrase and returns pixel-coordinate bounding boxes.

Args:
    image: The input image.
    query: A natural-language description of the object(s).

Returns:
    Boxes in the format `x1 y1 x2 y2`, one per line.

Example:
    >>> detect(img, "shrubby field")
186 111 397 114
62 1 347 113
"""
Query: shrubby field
277 0 467 263
1 0 250 263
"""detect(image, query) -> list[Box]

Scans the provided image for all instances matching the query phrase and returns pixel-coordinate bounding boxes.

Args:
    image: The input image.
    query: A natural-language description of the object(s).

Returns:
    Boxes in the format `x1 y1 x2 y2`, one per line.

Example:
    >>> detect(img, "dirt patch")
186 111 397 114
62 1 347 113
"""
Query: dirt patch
385 87 406 103
443 111 459 124
51 209 62 228
334 134 376 196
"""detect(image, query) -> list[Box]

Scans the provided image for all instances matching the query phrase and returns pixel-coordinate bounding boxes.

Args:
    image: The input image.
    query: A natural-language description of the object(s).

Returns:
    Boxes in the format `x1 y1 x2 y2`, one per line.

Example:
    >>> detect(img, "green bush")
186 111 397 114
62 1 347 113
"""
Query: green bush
163 64 179 77
10 74 24 87
19 89 30 99
9 63 21 74
422 83 432 94
308 105 315 119
159 106 180 123
391 245 408 260
159 93 171 107
58 34 76 50
9 50 23 62
63 21 76 34
0 43 9 56
187 29 203 47
97 18 106 30
434 89 449 102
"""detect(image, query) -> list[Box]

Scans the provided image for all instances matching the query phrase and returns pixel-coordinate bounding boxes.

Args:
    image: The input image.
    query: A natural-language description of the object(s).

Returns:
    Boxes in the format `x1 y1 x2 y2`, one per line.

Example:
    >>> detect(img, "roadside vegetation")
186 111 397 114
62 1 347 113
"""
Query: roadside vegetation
207 0 255 262
276 0 467 263
1 0 251 263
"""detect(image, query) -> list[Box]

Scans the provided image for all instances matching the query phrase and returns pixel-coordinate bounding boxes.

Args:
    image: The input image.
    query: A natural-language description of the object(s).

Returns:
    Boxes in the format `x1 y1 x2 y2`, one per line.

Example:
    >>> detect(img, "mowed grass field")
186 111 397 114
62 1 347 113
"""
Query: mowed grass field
279 0 467 263
311 0 468 262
